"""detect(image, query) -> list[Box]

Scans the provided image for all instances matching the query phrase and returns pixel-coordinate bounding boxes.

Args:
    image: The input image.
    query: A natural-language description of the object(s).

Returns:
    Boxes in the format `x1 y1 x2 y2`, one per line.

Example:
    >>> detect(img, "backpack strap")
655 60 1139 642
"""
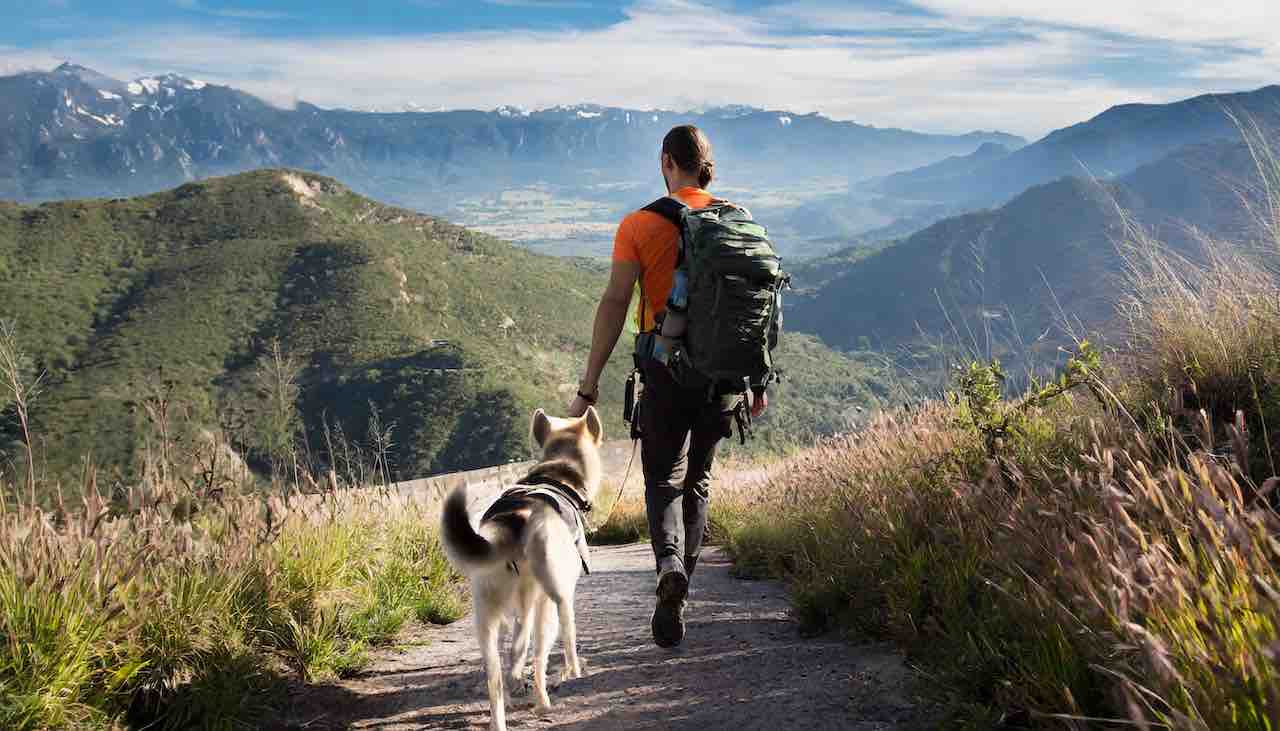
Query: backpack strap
641 196 687 228
633 197 686 331
642 196 691 269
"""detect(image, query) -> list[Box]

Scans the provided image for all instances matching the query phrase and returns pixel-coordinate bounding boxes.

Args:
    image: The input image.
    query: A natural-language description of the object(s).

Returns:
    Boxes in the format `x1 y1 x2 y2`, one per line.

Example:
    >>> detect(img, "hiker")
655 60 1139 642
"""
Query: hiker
567 124 779 648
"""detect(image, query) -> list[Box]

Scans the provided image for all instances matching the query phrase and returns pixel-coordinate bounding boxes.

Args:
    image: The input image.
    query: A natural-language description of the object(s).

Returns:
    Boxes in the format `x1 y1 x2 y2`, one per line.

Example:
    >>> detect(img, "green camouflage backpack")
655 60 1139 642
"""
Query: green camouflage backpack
643 197 787 393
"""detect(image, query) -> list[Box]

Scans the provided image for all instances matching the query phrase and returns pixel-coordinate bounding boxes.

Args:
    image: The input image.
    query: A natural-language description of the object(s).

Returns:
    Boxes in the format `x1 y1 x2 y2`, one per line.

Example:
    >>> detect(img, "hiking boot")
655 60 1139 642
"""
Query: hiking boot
652 557 689 648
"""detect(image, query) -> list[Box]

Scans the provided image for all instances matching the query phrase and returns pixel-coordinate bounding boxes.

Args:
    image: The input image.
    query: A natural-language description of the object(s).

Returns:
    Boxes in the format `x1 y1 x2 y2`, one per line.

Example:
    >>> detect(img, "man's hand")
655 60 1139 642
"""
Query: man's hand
751 390 768 419
567 393 592 418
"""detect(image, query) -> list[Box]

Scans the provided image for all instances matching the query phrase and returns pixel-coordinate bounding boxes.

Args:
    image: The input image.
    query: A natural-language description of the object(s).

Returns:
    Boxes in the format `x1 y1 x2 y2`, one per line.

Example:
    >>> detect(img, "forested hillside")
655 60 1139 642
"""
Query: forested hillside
788 141 1266 363
0 170 882 488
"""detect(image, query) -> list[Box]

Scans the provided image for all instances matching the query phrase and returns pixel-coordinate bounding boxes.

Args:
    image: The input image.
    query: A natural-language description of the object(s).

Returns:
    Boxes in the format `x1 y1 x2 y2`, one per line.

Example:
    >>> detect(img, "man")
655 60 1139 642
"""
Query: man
567 125 768 647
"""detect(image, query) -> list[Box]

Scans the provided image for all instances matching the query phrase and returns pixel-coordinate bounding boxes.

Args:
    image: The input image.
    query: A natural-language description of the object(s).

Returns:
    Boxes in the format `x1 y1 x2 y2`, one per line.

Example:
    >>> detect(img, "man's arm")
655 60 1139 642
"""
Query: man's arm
567 259 641 417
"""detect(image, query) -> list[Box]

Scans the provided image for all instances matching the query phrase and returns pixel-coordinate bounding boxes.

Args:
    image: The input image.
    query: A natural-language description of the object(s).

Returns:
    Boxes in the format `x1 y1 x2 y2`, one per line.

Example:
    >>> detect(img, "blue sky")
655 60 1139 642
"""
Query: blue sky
2 0 1277 138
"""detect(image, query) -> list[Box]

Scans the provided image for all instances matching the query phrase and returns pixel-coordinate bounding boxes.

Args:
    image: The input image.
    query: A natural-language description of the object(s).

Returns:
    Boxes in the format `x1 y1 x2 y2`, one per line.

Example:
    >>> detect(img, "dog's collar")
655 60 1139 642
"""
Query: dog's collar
515 474 592 514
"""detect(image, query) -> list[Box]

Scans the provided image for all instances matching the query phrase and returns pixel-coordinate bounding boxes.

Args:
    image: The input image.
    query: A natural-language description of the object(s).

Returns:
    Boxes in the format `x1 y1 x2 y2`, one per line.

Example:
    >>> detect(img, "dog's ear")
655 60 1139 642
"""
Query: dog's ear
531 409 552 447
583 405 604 445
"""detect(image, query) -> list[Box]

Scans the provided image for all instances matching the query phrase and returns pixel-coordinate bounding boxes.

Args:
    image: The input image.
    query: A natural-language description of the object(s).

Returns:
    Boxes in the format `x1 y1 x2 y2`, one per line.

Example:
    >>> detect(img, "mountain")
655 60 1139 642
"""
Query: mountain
863 141 1014 196
865 85 1280 209
787 141 1267 359
0 63 1022 209
0 169 886 486
765 142 1019 258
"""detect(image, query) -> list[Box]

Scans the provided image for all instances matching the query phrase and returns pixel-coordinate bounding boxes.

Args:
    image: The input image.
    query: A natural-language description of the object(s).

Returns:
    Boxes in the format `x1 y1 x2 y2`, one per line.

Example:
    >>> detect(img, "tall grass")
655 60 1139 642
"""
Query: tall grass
589 484 649 546
1119 225 1280 482
722 133 1280 727
588 447 782 549
0 469 464 729
722 382 1280 727
0 315 467 728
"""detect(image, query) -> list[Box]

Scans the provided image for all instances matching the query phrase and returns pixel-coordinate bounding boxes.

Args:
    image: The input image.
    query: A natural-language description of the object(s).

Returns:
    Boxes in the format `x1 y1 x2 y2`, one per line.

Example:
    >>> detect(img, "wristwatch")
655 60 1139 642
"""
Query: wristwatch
577 383 599 404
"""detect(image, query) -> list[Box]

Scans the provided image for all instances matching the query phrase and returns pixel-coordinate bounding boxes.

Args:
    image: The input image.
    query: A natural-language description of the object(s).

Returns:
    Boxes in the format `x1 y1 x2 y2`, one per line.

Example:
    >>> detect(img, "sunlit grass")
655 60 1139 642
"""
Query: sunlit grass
0 472 465 729
721 130 1280 727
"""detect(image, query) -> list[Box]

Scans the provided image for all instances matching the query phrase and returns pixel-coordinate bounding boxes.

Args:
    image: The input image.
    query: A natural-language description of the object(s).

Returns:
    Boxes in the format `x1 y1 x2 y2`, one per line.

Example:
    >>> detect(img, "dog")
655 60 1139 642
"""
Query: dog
441 406 604 731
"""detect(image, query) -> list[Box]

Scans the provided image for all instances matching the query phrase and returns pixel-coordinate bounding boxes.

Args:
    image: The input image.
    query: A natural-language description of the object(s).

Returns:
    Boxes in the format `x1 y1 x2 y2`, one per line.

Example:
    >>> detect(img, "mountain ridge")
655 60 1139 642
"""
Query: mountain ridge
789 140 1269 360
1 63 1022 209
866 84 1280 209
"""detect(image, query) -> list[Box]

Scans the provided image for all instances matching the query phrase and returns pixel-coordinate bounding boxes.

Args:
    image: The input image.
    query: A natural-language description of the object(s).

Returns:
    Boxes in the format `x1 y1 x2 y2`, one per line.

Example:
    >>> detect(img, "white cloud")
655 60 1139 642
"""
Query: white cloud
1191 50 1280 84
910 0 1280 47
2 0 1275 139
0 47 63 76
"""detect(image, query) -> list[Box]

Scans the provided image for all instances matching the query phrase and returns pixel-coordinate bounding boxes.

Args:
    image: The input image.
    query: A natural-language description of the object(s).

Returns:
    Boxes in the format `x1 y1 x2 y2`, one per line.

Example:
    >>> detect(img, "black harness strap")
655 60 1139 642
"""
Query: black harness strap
513 474 593 514
483 473 594 576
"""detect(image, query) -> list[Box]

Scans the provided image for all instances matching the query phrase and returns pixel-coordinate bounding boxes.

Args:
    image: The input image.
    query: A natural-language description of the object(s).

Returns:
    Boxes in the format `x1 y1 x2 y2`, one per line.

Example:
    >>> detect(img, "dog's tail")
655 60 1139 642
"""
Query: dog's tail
440 486 524 571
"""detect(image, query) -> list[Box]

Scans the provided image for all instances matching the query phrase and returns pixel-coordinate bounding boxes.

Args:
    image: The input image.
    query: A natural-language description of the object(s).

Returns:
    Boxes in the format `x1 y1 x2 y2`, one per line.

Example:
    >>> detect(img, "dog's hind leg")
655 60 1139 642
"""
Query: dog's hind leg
475 602 507 731
506 580 536 696
555 591 582 682
534 537 584 683
531 595 557 714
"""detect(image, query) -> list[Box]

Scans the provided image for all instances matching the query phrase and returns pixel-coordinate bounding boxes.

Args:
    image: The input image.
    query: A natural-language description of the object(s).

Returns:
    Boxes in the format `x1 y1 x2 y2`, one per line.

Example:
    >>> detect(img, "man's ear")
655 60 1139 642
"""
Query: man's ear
531 409 551 447
583 405 604 445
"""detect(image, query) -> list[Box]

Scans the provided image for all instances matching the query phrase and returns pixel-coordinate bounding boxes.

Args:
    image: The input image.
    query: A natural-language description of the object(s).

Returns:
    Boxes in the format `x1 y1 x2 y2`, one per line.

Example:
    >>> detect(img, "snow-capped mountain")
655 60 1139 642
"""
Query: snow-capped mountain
0 62 1024 203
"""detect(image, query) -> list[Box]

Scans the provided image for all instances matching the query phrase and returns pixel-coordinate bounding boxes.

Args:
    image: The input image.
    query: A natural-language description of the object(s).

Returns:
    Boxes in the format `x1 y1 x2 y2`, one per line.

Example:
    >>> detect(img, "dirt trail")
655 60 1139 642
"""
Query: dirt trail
282 543 931 730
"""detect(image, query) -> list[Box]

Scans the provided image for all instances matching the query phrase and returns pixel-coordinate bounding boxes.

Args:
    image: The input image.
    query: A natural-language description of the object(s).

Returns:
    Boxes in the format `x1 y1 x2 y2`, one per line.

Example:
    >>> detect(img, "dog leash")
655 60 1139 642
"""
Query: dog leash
596 438 639 530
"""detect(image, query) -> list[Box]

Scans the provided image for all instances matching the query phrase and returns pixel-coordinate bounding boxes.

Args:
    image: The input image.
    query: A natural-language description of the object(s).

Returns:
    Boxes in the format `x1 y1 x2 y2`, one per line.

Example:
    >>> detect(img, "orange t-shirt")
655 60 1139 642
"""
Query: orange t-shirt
611 186 713 331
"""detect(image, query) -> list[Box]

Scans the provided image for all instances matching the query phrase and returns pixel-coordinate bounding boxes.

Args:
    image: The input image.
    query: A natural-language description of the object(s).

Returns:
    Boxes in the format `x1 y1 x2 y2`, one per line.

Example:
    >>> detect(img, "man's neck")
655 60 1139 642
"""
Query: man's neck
666 178 703 195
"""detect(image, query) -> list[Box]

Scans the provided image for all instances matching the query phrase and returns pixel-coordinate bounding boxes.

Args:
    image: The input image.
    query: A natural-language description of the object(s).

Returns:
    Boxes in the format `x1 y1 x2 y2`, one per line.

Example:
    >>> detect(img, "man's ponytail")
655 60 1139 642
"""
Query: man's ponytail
662 125 714 188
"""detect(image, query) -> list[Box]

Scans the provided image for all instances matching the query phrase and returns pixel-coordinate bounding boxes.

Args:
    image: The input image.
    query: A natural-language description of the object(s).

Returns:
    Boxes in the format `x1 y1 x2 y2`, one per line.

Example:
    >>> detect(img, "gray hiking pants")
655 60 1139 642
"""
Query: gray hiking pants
639 361 741 574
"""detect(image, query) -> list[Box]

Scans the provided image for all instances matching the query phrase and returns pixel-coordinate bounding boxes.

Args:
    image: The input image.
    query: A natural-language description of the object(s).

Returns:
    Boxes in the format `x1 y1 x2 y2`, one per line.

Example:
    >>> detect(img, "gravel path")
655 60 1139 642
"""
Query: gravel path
281 544 931 730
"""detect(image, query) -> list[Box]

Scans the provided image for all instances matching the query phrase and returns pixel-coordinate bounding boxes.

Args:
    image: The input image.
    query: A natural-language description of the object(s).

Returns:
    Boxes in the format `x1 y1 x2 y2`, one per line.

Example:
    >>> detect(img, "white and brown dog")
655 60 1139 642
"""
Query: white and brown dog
441 407 604 731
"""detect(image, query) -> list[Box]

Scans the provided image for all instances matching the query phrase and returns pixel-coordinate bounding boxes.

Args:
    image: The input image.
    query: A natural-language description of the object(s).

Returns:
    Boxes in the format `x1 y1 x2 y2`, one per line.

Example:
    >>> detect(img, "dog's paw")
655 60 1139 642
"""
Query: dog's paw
532 701 554 717
506 673 531 698
557 663 583 684
555 655 586 686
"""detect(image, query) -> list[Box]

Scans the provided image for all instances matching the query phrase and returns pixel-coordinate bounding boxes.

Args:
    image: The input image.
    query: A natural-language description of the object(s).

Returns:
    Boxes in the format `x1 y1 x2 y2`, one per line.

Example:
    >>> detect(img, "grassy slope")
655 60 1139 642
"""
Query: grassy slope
0 477 467 730
0 170 879 489
718 139 1280 727
0 171 629 484
719 353 1280 728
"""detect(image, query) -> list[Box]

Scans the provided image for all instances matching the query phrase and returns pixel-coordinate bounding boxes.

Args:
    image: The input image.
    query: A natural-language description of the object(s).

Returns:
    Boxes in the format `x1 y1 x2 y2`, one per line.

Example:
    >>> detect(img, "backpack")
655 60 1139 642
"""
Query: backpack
642 196 787 394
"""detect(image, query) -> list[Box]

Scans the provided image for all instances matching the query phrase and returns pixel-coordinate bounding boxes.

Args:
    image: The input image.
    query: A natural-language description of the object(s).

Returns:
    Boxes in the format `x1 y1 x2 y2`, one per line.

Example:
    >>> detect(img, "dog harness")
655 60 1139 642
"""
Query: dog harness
481 475 593 575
